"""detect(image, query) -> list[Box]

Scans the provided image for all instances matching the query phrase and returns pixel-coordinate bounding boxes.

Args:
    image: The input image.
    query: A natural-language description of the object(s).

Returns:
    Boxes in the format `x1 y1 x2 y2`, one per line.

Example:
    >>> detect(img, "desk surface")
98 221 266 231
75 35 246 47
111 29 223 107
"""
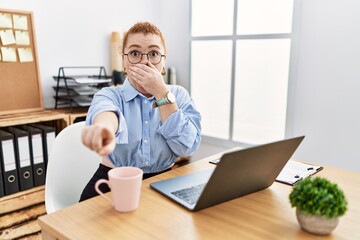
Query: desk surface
39 150 360 240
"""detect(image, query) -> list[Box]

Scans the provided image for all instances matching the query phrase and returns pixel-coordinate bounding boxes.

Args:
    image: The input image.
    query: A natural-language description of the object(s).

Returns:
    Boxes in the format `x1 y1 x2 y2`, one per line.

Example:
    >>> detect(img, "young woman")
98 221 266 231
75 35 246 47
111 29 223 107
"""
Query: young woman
80 22 201 201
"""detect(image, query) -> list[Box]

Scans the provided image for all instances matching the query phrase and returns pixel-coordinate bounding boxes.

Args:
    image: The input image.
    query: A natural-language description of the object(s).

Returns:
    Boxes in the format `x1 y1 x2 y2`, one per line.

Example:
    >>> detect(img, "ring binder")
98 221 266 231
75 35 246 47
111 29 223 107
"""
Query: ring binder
0 129 20 195
6 126 34 191
30 124 56 166
18 125 46 187
0 153 4 197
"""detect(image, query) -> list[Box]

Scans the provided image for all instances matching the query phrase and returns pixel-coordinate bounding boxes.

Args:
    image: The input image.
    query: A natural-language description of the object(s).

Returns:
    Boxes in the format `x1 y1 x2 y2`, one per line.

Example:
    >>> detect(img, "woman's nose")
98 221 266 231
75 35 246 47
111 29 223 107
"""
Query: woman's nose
140 53 149 64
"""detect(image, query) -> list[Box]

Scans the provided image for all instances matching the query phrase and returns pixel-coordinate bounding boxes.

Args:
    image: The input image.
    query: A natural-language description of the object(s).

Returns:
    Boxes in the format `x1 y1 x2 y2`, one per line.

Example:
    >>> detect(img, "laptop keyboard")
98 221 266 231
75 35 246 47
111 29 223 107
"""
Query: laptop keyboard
171 183 206 205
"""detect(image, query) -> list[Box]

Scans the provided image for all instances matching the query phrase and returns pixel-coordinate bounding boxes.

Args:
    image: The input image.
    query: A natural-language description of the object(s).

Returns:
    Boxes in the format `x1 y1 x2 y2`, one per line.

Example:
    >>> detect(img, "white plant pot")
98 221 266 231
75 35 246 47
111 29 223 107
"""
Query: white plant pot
296 209 339 235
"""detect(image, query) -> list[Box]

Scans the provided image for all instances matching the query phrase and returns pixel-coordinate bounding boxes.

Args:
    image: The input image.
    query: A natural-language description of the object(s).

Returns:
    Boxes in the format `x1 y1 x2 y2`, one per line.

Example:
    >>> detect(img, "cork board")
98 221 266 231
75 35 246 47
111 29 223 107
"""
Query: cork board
0 9 43 114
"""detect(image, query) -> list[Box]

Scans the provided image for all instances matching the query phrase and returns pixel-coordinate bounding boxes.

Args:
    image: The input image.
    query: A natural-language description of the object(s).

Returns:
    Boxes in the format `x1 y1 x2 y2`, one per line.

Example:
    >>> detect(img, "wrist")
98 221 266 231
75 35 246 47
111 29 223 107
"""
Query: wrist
153 91 176 108
154 90 169 100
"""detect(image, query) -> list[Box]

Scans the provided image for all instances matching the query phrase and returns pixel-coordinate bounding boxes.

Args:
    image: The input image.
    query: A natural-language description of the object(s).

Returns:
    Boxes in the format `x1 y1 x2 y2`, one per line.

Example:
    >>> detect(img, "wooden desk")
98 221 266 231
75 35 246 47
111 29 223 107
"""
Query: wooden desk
38 152 360 240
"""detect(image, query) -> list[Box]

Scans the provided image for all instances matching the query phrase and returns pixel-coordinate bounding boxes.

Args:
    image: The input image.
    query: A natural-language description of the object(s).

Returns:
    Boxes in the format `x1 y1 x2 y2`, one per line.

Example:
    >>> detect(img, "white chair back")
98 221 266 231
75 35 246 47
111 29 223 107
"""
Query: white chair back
45 121 101 213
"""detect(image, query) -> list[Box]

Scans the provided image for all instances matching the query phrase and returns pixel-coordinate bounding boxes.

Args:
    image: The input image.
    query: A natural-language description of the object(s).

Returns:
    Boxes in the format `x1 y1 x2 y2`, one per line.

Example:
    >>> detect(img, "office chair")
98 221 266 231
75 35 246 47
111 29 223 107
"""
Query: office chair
45 121 101 214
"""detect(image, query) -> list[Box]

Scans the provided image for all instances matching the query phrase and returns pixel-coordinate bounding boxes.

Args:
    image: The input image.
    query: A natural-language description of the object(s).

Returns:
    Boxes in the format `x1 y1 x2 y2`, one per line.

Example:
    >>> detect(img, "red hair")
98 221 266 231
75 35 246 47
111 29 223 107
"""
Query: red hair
122 22 166 54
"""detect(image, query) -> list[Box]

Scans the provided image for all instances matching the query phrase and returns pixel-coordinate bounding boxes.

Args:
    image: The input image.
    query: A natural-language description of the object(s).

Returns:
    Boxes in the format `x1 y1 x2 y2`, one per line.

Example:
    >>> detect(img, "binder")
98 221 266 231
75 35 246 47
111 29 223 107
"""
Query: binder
30 124 56 166
0 151 4 197
6 127 34 191
0 129 20 195
19 125 46 186
275 160 323 185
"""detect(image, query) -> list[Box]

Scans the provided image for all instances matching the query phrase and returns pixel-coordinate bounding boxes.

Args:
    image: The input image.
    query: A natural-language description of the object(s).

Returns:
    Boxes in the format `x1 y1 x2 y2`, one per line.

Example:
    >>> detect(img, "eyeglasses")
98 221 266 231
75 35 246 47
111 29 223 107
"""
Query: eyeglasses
123 50 166 65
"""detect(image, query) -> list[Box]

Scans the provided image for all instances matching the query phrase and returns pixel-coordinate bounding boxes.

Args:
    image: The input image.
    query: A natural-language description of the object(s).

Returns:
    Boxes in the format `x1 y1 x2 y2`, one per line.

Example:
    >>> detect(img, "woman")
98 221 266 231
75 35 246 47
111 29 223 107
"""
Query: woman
79 22 201 201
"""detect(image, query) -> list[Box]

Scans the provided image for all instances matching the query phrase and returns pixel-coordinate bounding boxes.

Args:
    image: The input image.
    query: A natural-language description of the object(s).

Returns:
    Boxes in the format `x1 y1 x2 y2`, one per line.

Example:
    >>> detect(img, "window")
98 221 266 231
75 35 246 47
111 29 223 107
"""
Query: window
191 40 232 139
191 0 294 144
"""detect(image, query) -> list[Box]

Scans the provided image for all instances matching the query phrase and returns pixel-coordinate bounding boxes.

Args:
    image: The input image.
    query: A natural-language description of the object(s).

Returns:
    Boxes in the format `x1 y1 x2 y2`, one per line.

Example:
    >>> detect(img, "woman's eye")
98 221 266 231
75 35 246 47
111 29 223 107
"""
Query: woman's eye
149 51 159 57
130 51 140 57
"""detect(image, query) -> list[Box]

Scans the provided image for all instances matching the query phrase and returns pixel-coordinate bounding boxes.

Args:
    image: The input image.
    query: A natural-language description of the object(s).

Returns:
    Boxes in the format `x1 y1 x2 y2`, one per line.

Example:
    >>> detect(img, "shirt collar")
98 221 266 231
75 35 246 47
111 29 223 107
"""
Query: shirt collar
122 78 154 102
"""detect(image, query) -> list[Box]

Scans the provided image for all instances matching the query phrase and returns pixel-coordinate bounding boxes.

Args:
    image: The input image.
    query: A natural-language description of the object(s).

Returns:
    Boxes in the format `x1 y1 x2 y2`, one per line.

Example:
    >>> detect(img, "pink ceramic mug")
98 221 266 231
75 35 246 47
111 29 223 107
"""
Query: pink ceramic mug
95 167 143 212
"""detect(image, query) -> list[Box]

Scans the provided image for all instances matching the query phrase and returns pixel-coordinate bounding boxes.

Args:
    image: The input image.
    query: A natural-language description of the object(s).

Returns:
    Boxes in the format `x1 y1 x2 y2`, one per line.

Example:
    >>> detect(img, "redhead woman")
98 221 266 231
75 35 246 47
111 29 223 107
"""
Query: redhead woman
80 22 201 201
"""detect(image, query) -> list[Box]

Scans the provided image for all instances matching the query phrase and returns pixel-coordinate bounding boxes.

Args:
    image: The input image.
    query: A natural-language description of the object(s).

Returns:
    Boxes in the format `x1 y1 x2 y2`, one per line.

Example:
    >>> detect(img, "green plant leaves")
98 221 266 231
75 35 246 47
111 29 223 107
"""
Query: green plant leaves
289 176 347 218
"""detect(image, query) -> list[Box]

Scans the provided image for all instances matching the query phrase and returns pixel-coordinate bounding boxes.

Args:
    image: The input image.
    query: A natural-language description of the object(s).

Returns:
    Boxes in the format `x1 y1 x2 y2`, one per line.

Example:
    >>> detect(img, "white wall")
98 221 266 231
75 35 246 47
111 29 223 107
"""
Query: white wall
286 0 360 171
3 0 359 172
1 0 162 108
158 0 191 90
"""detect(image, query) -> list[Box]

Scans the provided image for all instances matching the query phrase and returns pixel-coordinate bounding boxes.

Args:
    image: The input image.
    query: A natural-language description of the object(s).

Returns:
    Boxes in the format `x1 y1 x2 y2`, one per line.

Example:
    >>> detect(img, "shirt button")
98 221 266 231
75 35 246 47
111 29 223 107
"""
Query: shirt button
144 100 148 104
144 139 148 143
145 120 149 124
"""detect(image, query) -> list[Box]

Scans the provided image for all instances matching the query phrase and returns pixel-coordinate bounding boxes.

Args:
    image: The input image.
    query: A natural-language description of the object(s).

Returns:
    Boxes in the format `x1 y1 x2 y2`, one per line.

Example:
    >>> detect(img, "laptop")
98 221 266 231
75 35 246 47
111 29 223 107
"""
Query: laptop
150 136 304 211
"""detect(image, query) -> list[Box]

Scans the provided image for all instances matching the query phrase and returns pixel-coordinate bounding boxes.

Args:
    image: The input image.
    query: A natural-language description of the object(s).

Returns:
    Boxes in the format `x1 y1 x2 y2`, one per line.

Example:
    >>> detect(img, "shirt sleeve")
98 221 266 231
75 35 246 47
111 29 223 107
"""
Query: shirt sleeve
85 87 128 144
156 86 201 157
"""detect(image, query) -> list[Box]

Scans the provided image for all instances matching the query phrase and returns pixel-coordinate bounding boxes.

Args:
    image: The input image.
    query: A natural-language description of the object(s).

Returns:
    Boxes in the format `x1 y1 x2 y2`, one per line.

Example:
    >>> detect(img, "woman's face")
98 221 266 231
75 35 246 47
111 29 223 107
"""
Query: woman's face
123 33 166 95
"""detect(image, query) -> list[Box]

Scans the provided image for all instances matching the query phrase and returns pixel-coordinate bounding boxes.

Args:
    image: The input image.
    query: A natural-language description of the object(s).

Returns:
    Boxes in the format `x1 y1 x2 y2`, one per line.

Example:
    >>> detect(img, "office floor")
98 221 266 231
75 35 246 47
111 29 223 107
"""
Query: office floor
174 138 232 168
192 141 230 161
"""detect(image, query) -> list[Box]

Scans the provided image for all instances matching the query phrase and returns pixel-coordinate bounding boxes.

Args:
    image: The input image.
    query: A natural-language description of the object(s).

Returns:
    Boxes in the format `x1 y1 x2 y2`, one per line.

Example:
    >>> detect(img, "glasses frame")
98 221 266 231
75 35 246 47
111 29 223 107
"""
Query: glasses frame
123 50 166 65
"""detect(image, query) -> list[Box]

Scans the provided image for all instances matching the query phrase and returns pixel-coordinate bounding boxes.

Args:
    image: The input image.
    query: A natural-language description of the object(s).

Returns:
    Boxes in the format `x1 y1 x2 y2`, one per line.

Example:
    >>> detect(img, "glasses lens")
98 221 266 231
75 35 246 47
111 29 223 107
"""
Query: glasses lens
148 51 161 64
128 50 141 63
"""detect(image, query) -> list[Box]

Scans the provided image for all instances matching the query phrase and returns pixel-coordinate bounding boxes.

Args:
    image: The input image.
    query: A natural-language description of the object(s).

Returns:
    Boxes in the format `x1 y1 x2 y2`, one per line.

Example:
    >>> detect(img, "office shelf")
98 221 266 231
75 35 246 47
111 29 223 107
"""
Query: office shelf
53 66 112 109
0 108 88 239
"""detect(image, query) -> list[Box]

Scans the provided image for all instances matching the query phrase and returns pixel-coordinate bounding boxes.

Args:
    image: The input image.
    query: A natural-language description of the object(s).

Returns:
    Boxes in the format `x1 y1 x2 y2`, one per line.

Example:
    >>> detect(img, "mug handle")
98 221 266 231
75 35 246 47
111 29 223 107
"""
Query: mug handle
95 179 112 203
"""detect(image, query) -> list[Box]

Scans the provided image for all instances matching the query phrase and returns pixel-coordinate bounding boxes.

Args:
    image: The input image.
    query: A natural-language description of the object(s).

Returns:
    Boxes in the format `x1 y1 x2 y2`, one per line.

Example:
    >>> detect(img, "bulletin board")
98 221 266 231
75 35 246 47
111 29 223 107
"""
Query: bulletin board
0 9 43 114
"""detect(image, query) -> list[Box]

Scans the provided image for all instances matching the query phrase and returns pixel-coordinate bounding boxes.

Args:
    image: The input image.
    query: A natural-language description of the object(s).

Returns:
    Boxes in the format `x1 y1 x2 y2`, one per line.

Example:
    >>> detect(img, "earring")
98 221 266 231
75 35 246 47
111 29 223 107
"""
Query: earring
161 67 167 76
123 67 127 76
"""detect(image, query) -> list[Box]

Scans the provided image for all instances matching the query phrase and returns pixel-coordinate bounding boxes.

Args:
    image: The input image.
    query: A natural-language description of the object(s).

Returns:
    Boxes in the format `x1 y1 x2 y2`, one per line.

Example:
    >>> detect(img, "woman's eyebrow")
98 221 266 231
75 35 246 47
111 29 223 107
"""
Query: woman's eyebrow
127 44 160 50
128 44 142 49
147 45 161 49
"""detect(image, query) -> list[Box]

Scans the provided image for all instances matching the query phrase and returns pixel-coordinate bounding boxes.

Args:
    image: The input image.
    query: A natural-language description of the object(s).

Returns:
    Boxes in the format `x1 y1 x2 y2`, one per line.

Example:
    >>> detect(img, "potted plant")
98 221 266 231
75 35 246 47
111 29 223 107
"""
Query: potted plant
289 176 348 235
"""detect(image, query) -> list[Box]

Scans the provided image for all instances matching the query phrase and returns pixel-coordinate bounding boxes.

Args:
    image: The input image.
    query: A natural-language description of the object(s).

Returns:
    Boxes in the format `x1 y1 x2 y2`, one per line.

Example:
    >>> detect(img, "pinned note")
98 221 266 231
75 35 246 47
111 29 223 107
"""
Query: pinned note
0 13 13 28
15 30 30 45
1 47 17 62
18 47 33 62
13 15 28 30
0 29 16 45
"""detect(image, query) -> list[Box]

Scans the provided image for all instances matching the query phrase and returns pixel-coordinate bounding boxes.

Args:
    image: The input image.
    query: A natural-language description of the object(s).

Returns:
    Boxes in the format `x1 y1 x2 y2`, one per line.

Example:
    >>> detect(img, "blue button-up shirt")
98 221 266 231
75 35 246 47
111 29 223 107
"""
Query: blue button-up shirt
86 79 201 173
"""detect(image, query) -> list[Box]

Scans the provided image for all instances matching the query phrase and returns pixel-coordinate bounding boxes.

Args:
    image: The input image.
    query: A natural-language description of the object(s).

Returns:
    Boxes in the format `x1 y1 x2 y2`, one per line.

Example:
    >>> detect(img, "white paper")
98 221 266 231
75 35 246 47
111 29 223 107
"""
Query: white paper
0 13 13 28
2 139 16 171
276 160 323 185
1 47 17 62
18 136 31 167
46 132 56 159
73 77 112 84
32 134 44 164
18 47 33 62
0 29 16 45
13 15 28 30
15 30 30 45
